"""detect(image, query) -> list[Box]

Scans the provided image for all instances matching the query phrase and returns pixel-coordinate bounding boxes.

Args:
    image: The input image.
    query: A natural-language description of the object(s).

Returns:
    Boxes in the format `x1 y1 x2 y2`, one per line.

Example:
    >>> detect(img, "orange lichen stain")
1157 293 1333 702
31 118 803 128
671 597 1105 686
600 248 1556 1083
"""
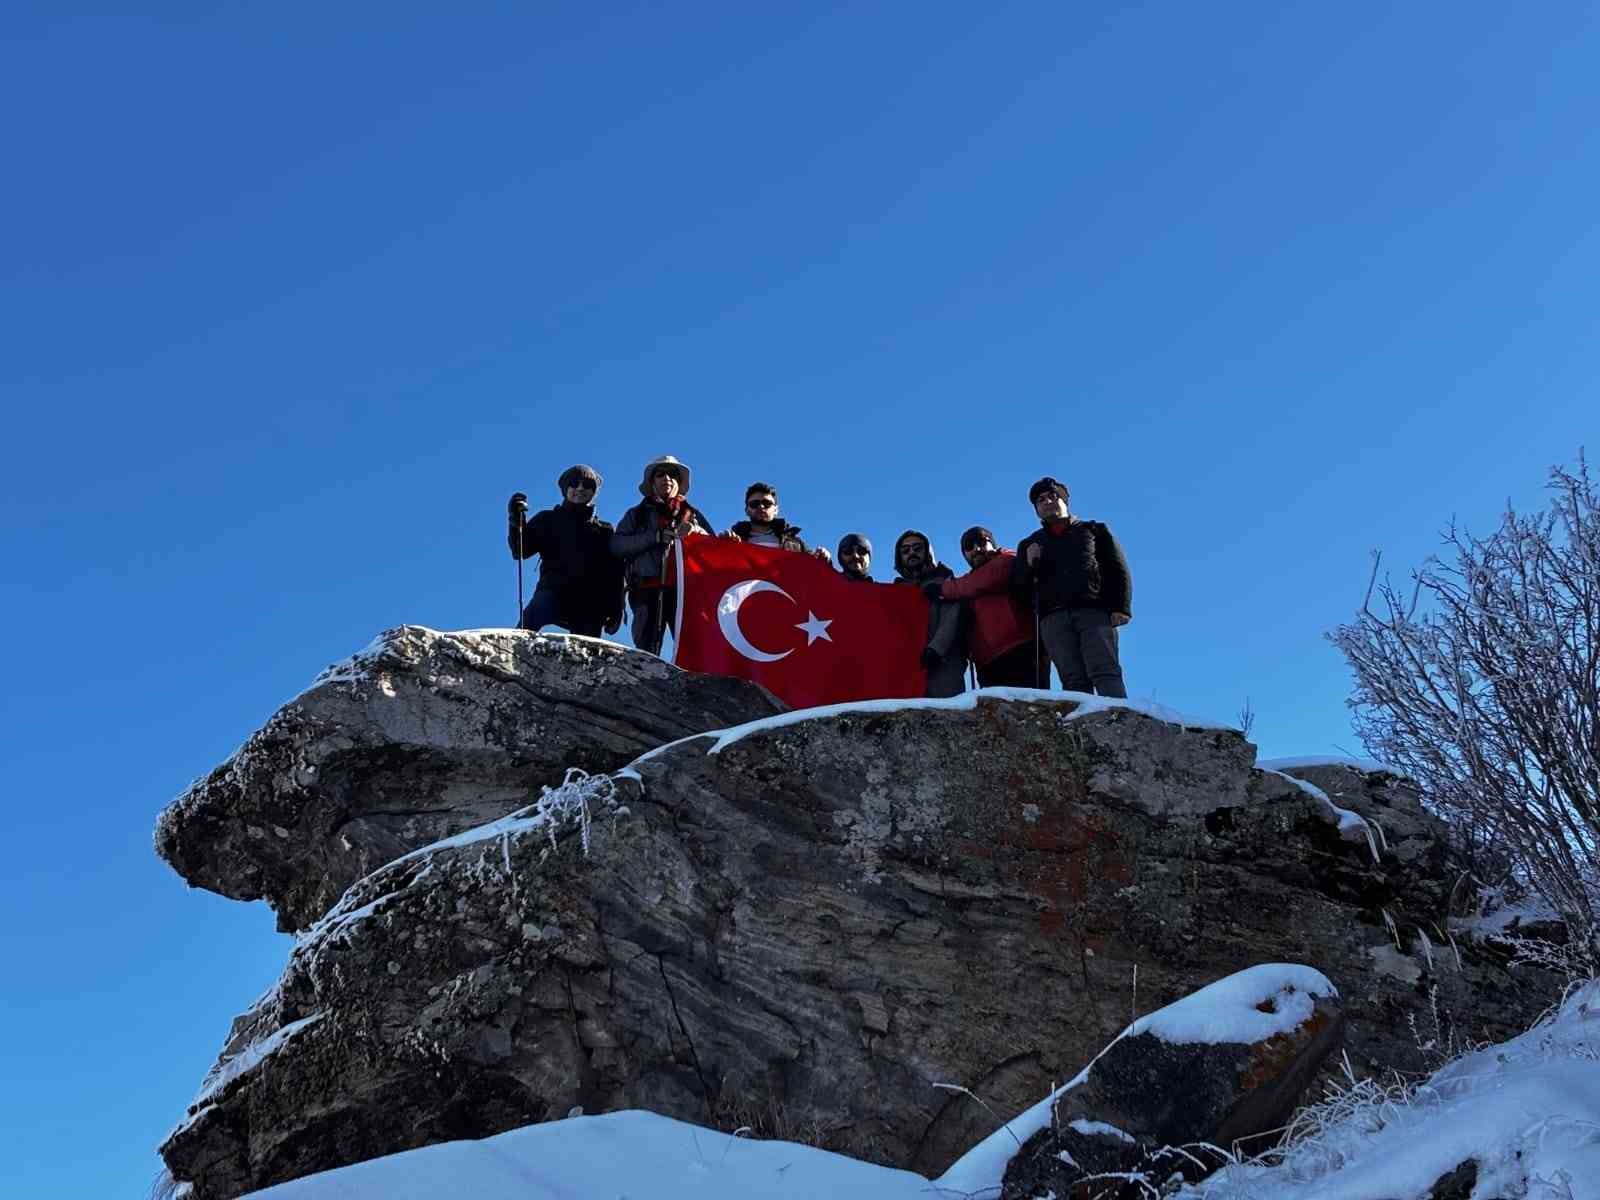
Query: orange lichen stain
1237 1008 1329 1090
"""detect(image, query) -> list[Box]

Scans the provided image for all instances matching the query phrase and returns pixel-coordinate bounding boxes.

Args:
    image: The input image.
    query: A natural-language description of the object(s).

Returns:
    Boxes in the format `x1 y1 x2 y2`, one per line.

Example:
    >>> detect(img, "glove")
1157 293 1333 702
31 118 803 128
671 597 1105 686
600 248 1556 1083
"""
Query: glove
604 615 622 635
508 492 529 517
920 647 941 671
921 580 944 602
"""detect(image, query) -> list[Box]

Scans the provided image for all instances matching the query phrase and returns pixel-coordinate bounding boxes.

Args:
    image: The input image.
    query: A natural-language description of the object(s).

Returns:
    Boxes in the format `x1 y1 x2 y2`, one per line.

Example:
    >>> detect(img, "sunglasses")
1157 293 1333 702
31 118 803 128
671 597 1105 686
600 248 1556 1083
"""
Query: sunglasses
746 497 776 509
568 480 597 491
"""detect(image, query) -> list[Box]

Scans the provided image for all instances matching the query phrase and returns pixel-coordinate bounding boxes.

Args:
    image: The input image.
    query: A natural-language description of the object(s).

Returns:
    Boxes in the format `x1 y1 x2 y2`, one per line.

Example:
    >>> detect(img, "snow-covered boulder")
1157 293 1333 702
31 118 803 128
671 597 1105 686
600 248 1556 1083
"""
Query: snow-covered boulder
992 965 1343 1199
158 680 1554 1200
154 625 784 931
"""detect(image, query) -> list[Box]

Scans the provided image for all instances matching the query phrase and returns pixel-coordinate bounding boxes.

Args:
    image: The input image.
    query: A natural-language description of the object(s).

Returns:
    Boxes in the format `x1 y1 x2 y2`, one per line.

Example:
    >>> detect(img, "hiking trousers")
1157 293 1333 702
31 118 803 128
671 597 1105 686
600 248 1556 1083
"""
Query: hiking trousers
1039 608 1127 698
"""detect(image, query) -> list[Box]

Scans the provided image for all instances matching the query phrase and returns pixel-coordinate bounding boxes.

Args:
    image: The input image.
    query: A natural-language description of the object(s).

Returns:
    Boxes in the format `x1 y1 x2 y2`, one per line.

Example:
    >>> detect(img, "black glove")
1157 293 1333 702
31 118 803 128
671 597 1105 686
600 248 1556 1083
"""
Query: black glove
920 647 941 671
921 580 943 602
603 615 622 636
508 492 529 517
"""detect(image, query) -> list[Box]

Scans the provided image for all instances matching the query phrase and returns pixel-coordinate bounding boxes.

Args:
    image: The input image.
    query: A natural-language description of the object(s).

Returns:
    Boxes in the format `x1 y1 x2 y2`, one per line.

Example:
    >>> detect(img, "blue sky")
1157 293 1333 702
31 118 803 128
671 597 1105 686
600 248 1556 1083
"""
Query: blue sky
2 3 1596 1195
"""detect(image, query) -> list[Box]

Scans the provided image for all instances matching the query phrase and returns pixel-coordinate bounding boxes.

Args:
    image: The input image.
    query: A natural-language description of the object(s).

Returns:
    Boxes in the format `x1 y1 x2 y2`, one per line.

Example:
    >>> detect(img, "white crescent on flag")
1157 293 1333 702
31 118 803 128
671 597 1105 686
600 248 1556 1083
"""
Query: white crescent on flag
716 578 834 662
718 579 795 662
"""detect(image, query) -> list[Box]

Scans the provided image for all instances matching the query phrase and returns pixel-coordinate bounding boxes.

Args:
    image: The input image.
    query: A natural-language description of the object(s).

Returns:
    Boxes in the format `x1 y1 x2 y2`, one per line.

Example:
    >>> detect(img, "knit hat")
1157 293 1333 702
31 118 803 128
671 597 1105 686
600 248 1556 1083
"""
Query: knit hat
1028 476 1070 505
558 464 602 493
638 455 692 497
837 532 872 558
960 525 996 552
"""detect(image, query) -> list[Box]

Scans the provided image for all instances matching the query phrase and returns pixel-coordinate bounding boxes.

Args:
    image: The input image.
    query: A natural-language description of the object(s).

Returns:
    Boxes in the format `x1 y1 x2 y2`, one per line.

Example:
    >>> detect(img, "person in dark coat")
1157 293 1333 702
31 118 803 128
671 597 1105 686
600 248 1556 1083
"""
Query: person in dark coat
837 533 874 582
894 529 967 698
724 482 832 562
928 526 1045 688
507 464 625 637
609 454 714 655
1011 477 1131 697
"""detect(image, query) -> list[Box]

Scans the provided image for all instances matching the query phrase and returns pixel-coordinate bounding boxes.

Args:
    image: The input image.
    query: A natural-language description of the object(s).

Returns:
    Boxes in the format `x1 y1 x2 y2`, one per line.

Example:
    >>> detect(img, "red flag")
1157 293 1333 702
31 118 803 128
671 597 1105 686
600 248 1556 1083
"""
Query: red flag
672 536 929 708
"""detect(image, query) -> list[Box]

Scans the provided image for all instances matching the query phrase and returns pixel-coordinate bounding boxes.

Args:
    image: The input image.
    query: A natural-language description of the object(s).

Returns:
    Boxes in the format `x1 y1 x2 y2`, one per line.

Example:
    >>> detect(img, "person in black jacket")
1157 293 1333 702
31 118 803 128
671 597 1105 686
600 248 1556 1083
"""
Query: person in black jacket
1011 476 1131 697
724 481 832 562
508 464 626 637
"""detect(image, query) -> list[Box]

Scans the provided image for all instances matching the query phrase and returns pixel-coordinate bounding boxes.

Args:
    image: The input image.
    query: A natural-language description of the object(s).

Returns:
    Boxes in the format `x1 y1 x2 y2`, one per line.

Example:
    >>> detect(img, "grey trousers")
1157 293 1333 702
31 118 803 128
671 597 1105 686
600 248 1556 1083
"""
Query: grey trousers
629 588 675 656
925 654 968 699
1039 608 1127 697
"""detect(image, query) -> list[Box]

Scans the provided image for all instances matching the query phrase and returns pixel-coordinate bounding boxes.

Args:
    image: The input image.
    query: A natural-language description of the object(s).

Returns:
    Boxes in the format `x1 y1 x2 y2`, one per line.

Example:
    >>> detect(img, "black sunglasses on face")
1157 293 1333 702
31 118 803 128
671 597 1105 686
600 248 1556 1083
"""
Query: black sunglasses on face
746 497 775 509
568 480 596 491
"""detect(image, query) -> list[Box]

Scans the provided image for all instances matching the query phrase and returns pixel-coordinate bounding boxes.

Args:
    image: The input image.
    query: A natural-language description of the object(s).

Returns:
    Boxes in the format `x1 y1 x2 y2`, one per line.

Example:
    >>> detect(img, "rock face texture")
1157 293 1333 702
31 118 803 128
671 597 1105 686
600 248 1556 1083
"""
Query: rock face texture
158 672 1558 1200
154 626 784 931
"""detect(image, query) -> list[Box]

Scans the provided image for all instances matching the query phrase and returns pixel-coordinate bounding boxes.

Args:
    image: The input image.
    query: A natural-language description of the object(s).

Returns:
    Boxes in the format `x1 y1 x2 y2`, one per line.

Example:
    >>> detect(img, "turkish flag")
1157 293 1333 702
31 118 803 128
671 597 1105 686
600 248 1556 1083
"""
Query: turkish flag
671 537 929 708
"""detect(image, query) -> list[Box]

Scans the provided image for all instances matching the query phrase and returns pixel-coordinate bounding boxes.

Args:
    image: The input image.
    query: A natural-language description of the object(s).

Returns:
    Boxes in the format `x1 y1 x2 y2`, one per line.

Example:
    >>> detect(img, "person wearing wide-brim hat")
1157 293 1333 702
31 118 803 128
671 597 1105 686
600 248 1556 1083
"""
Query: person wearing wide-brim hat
506 464 626 637
609 455 715 655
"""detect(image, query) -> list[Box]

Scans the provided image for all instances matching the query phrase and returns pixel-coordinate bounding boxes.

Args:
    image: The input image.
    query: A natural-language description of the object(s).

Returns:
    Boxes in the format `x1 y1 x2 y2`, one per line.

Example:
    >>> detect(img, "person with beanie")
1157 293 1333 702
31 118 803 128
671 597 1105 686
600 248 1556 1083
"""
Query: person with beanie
609 455 714 655
1011 477 1132 697
723 481 831 562
837 533 874 582
924 526 1045 687
506 464 625 637
894 530 967 698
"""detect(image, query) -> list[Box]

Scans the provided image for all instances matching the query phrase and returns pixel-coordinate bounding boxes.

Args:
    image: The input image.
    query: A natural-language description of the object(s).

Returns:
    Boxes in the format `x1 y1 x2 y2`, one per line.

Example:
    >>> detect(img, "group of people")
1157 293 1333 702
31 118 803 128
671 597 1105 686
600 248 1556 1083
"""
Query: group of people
506 453 1132 699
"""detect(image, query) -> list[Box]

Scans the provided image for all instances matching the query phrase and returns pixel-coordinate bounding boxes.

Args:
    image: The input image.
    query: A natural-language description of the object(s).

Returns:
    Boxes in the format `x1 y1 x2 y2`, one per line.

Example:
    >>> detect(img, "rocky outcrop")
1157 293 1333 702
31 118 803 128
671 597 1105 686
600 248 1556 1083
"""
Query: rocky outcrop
154 626 784 931
998 966 1343 1199
159 685 1556 1200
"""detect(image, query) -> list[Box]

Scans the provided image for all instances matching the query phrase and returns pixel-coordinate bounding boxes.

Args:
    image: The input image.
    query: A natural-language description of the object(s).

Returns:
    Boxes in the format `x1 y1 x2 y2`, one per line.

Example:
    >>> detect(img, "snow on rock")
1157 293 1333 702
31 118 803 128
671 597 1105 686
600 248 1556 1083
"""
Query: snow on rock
156 624 781 932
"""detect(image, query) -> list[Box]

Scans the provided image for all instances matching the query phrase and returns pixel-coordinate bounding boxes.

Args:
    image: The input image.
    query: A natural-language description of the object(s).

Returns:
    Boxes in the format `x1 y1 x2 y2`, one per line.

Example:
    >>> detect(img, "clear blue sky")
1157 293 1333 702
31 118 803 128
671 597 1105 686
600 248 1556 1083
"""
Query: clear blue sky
2 3 1596 1195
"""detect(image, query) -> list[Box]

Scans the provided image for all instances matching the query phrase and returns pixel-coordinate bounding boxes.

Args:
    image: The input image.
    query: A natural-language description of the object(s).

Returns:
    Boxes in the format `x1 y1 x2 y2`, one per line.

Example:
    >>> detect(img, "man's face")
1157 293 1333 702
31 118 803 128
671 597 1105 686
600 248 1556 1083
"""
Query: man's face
1033 491 1068 521
898 537 929 574
744 492 778 525
963 537 997 570
840 544 870 578
564 480 597 505
651 469 681 501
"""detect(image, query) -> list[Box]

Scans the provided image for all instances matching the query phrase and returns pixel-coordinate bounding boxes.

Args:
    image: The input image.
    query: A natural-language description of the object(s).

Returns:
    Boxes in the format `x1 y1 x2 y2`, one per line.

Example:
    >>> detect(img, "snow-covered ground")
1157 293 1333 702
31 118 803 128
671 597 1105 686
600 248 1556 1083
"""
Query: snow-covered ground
237 971 1600 1200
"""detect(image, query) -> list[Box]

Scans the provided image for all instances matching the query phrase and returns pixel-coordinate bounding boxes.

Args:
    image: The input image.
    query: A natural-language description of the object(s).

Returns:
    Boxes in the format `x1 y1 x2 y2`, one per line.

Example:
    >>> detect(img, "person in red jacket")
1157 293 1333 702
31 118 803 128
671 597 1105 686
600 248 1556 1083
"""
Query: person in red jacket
926 526 1046 688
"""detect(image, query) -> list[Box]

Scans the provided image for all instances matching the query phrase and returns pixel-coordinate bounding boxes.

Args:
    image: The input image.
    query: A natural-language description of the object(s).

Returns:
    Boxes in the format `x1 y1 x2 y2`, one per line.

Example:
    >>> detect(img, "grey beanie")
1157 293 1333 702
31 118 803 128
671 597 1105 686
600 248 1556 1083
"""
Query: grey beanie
960 525 996 552
837 532 872 557
558 464 602 492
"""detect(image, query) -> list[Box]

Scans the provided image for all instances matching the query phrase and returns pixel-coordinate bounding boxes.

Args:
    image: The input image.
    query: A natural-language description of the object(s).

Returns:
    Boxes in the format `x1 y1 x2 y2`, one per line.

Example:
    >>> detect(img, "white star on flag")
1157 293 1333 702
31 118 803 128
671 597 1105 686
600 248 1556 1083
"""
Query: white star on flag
795 611 833 645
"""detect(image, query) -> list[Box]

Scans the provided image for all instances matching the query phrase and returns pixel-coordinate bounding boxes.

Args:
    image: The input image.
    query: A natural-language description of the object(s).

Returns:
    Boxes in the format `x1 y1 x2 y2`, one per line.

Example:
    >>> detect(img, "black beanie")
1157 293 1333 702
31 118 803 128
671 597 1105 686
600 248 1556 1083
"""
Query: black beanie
1028 476 1069 504
558 464 602 493
837 533 872 557
960 525 996 552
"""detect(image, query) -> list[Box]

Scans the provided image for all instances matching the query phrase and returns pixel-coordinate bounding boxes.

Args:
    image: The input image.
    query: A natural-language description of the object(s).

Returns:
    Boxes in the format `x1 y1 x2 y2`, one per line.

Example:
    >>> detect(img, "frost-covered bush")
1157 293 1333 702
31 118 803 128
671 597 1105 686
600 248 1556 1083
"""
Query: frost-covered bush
1330 453 1600 956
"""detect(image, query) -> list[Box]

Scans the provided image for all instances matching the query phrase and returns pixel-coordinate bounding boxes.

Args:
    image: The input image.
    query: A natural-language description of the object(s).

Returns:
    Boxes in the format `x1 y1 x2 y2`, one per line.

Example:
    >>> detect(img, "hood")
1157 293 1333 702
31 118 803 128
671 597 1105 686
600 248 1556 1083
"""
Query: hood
894 529 946 581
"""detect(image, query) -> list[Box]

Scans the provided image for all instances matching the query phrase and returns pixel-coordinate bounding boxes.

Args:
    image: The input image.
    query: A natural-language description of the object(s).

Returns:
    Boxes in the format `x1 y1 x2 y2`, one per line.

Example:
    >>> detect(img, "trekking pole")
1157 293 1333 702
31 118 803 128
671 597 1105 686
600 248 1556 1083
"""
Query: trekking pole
515 521 525 629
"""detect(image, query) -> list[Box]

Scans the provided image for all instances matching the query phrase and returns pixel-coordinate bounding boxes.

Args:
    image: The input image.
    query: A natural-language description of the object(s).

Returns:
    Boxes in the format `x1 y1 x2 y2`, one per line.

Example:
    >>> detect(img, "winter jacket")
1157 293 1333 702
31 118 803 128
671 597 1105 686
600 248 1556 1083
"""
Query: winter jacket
611 497 715 592
938 549 1031 667
509 501 624 627
1011 518 1132 619
728 518 809 554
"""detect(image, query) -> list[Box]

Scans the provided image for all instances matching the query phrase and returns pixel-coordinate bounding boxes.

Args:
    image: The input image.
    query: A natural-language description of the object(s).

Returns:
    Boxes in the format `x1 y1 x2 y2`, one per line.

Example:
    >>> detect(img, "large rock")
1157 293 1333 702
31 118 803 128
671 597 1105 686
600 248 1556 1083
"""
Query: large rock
159 692 1555 1199
998 965 1343 1199
154 626 784 931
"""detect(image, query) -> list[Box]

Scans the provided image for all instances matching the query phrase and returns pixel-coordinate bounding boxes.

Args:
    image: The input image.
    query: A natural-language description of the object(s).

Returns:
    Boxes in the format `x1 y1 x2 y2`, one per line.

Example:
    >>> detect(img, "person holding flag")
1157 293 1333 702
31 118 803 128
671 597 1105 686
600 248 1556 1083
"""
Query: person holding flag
610 455 714 655
836 533 874 582
893 530 967 698
723 482 832 563
925 526 1042 688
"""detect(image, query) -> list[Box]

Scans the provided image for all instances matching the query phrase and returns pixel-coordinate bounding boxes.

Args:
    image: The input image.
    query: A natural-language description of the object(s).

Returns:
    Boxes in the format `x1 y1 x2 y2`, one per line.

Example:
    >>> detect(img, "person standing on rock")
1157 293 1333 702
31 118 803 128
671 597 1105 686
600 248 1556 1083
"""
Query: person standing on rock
893 529 967 698
925 526 1043 688
507 464 625 637
1011 476 1132 697
722 481 832 563
837 533 874 582
610 454 714 655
